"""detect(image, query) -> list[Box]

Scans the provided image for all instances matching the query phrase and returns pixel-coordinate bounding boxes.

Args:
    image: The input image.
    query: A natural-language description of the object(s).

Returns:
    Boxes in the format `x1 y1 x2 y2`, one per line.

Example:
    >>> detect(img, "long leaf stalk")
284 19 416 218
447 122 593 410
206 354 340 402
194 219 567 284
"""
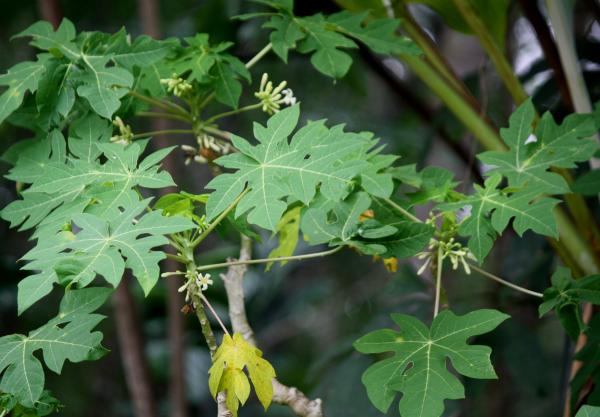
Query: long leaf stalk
128 90 192 119
451 0 529 105
395 1 482 112
191 188 249 247
162 246 344 278
433 246 444 317
132 129 194 139
194 246 343 273
401 54 507 152
468 264 544 298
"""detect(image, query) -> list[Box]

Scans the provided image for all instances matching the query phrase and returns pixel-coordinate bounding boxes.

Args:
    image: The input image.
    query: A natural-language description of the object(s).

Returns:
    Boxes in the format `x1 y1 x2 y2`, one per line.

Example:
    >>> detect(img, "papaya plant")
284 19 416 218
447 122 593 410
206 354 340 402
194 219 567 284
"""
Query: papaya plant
0 1 599 417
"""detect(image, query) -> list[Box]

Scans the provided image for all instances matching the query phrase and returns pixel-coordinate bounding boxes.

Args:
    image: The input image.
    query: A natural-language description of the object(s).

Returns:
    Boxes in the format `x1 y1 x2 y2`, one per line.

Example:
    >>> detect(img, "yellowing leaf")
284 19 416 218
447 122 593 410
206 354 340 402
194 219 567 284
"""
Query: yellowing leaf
208 333 276 416
266 206 301 271
383 257 398 272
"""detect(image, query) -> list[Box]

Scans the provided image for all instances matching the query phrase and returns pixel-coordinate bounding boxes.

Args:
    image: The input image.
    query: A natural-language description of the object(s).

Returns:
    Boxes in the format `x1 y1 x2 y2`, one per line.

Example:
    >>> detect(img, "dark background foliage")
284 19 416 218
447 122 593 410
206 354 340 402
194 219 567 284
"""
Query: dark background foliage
0 1 598 416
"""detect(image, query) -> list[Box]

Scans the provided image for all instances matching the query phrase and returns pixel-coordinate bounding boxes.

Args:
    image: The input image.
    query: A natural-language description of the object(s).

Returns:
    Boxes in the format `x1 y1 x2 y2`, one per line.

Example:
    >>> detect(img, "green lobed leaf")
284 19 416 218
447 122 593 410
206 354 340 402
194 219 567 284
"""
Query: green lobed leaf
0 60 47 125
13 19 168 121
577 406 600 417
17 198 193 313
539 267 600 340
75 55 134 119
440 174 559 262
0 288 111 407
106 32 175 69
206 105 392 231
572 169 600 196
478 99 598 194
1 123 193 313
328 10 421 56
259 7 419 78
297 15 357 78
354 309 509 417
263 15 304 62
168 34 249 108
266 206 302 270
15 19 80 60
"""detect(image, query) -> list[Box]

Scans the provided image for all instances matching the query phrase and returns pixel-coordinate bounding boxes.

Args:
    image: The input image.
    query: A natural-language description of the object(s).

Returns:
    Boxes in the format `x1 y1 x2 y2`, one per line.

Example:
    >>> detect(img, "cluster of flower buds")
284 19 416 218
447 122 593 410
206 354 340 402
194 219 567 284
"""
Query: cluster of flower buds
110 116 134 145
160 73 193 97
178 271 213 305
180 134 232 165
416 237 475 275
255 73 297 115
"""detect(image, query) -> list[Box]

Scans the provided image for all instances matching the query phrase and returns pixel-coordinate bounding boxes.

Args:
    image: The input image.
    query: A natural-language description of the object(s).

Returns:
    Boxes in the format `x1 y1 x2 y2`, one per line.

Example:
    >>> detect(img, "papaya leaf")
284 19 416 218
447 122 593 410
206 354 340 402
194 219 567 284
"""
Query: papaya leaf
1 127 192 313
257 6 419 78
440 174 559 262
18 199 193 313
577 406 600 417
205 105 391 231
0 288 111 407
572 169 600 196
0 60 47 125
354 309 509 417
478 99 598 194
266 206 302 270
208 333 276 417
539 267 600 340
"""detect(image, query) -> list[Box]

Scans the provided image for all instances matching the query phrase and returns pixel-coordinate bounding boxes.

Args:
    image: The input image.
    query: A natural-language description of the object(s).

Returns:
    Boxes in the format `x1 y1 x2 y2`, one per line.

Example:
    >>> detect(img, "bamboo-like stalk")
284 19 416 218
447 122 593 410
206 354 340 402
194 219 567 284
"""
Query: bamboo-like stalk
452 0 529 105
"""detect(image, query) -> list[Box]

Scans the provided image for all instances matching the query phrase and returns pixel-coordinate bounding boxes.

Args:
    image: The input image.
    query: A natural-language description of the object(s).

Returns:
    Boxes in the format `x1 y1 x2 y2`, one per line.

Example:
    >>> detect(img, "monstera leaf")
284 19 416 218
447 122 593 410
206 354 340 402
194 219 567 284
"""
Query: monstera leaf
354 309 509 417
0 288 111 407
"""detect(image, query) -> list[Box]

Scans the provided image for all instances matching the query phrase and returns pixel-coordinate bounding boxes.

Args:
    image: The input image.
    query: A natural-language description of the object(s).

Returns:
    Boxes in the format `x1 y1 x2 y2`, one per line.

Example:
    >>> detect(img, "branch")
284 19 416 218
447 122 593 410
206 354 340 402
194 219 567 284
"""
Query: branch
221 235 325 417
216 392 232 417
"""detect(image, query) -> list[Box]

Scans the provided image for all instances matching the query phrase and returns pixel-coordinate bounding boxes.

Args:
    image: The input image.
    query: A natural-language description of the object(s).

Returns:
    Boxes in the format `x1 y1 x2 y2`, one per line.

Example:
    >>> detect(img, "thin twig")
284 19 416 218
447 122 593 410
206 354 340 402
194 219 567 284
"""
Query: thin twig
433 245 443 317
200 293 230 336
469 264 543 298
132 129 194 139
137 111 192 123
381 197 422 223
194 246 343 273
245 43 273 69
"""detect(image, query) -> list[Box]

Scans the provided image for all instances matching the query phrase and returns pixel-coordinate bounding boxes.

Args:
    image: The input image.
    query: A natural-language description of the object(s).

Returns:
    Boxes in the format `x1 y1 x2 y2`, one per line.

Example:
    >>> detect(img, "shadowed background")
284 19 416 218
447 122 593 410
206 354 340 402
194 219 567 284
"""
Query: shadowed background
0 1 599 416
